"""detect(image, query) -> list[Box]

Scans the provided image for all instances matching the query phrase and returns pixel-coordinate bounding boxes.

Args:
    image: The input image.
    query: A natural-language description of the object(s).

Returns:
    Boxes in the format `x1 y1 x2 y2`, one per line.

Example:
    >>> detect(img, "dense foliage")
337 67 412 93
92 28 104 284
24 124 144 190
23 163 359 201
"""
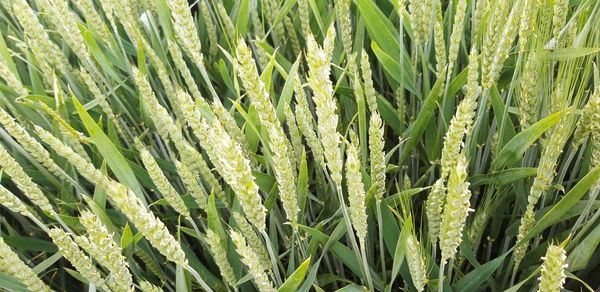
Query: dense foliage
0 0 599 291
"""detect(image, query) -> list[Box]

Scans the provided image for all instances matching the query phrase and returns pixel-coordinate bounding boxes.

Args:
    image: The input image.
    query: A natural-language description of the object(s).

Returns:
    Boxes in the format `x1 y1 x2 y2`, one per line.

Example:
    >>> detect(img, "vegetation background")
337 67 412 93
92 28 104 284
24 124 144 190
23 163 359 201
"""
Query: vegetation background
0 0 599 291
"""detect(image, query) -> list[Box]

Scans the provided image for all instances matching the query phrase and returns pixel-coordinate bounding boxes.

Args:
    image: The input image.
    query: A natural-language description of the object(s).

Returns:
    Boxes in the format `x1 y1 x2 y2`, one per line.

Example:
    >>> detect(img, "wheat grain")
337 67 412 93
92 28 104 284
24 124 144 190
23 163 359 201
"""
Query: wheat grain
0 56 28 96
0 184 32 217
200 1 219 60
36 127 189 265
137 37 184 119
518 57 539 128
426 178 445 244
207 118 267 231
175 159 208 211
360 52 386 202
472 0 488 42
285 104 304 169
76 210 133 292
552 0 569 41
294 76 326 171
211 98 254 168
72 0 111 43
0 143 54 215
140 281 162 292
230 230 275 292
483 1 521 90
133 69 225 200
439 152 472 262
168 0 204 66
206 229 237 288
0 236 51 292
406 233 427 292
12 0 70 76
107 183 189 265
336 0 353 59
236 39 298 227
137 140 190 218
297 0 310 36
38 0 92 64
518 0 539 52
481 0 506 83
446 0 467 81
167 40 207 105
284 16 302 57
306 25 343 186
433 1 446 79
215 2 236 41
264 0 286 45
440 48 479 179
48 228 109 290
538 244 567 292
174 91 227 199
346 132 368 247
0 107 67 179
589 88 600 168
232 211 271 269
515 120 568 265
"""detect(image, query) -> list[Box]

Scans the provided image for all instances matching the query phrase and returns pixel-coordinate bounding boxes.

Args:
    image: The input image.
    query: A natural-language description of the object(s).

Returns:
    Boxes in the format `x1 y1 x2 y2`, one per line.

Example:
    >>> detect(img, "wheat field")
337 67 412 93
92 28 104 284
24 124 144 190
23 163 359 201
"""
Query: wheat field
0 0 599 291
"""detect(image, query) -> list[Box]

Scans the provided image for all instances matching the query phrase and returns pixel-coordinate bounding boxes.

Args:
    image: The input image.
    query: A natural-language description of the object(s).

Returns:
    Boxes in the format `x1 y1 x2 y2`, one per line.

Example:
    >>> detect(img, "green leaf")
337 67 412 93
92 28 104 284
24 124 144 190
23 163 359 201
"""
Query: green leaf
568 221 600 271
371 42 416 94
519 164 600 245
154 0 174 38
253 171 276 194
376 93 402 135
259 50 277 88
297 149 309 215
489 86 517 146
81 26 123 80
235 0 250 35
454 253 508 291
0 34 19 74
469 168 538 187
384 188 429 207
3 236 57 253
447 68 468 97
176 265 187 292
539 47 600 61
502 268 539 292
398 72 446 166
388 221 407 289
207 192 227 241
121 223 134 249
278 257 311 292
0 272 27 291
32 252 63 274
93 163 108 209
298 224 382 289
335 284 368 292
380 202 401 255
72 96 146 203
272 0 298 33
492 110 566 169
255 41 293 70
356 0 399 58
275 57 300 121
